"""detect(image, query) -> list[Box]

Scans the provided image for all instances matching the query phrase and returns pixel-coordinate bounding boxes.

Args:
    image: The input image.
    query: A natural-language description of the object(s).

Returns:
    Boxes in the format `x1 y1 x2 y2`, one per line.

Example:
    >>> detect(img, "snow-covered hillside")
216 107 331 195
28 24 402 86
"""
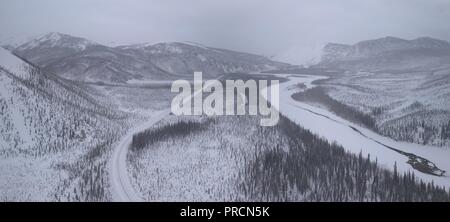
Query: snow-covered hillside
319 70 450 147
0 47 126 201
117 41 288 79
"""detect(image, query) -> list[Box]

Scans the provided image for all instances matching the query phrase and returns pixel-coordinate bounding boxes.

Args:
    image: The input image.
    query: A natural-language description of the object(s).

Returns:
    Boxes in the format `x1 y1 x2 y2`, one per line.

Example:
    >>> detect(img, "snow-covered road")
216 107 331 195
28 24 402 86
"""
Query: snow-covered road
264 74 450 188
110 75 222 201
110 109 170 202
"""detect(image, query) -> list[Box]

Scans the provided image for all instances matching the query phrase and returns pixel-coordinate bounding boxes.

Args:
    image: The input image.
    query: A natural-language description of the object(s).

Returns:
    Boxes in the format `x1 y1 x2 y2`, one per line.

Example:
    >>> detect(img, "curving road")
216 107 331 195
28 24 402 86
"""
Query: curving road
110 109 171 202
109 76 222 202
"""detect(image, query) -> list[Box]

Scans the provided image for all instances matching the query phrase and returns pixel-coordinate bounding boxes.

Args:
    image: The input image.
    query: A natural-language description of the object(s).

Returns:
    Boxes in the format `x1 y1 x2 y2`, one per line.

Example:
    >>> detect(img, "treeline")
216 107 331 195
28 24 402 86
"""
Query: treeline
292 86 377 130
380 115 450 147
442 120 450 141
53 137 119 201
131 119 210 151
127 113 450 201
294 78 450 147
240 115 450 201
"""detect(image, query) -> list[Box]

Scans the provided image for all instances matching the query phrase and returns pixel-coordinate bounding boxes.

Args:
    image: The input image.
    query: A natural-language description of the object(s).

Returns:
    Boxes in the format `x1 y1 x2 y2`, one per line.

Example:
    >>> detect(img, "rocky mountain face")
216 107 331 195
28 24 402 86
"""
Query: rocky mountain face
9 33 288 83
318 36 450 71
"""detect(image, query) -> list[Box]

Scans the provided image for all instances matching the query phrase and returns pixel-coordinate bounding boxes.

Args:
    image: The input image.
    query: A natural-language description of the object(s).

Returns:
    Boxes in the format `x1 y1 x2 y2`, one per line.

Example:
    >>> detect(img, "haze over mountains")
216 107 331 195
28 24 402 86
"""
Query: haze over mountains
2 31 450 201
3 32 288 83
5 33 450 81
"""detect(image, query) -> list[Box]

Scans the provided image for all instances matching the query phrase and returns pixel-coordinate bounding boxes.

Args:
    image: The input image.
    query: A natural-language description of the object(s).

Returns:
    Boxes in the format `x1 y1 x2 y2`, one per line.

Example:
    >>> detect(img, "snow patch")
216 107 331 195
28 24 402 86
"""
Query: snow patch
0 47 31 79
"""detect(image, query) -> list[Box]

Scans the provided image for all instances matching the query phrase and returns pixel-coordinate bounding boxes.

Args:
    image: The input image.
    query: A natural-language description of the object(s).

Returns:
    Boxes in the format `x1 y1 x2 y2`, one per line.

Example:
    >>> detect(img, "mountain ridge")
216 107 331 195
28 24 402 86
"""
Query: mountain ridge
317 36 450 71
8 32 289 83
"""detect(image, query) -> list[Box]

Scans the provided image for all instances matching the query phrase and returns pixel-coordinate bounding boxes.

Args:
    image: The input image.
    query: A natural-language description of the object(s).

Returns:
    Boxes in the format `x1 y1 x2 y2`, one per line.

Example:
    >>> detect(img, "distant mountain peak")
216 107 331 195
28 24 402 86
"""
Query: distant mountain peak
16 32 97 51
354 36 410 49
414 36 435 41
324 43 351 49
11 33 288 83
413 36 445 42
318 36 450 70
116 42 154 49
181 41 210 49
412 37 450 48
41 32 63 41
381 36 406 41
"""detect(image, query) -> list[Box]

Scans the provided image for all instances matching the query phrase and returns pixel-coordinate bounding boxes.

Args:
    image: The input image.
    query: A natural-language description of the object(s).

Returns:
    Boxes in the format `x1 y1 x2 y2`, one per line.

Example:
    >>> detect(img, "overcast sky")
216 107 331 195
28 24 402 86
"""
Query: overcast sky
1 0 450 63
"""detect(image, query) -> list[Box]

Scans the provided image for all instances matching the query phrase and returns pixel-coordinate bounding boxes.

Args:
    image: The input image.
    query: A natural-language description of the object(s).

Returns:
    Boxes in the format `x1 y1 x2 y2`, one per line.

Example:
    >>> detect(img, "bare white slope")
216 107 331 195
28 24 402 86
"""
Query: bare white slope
0 47 31 79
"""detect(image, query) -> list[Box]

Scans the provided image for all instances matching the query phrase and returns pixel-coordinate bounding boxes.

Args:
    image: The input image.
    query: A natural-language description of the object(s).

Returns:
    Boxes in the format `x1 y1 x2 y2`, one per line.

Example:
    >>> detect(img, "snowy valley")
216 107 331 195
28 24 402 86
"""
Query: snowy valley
1 32 450 202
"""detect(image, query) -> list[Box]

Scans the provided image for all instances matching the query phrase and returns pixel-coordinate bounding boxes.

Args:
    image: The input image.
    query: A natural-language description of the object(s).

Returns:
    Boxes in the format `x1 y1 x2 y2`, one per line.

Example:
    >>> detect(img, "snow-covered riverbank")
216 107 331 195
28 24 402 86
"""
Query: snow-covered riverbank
263 74 450 188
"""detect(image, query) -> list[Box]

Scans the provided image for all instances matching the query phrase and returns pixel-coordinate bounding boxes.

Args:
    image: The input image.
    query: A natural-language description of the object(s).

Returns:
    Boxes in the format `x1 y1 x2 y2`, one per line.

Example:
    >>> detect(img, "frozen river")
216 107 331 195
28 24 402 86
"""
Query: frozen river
263 74 450 188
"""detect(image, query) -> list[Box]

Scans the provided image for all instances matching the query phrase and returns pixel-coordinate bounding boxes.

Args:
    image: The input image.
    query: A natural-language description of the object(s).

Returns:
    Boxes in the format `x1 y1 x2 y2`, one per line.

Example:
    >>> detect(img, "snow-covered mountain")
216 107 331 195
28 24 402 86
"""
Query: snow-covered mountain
13 32 97 66
0 34 42 51
39 44 170 83
318 36 450 71
11 33 289 83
